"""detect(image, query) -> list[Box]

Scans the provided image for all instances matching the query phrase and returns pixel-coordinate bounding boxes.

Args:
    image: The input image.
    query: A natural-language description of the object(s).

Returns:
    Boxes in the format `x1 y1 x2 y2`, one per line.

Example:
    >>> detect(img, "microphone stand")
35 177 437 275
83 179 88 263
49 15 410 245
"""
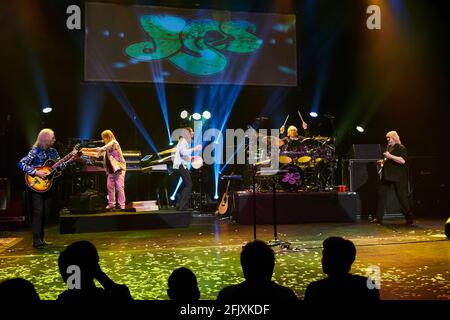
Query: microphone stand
252 163 257 241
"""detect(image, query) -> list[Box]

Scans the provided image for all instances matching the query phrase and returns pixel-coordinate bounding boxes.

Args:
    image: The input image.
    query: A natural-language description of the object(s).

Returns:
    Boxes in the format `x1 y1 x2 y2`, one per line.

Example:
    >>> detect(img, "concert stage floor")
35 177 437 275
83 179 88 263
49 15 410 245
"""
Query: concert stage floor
0 216 448 300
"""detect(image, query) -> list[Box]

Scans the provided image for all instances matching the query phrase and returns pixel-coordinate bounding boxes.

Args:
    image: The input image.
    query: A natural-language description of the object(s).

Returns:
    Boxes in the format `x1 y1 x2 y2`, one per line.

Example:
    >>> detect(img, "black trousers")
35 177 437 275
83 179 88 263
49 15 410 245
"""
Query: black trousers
376 178 413 222
29 190 53 244
176 165 192 210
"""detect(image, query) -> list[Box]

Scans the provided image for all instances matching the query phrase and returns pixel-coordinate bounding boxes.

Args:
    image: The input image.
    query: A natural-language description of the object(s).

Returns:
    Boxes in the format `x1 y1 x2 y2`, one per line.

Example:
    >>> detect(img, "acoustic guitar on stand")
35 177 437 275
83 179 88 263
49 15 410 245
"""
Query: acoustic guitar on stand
218 176 232 215
25 144 81 192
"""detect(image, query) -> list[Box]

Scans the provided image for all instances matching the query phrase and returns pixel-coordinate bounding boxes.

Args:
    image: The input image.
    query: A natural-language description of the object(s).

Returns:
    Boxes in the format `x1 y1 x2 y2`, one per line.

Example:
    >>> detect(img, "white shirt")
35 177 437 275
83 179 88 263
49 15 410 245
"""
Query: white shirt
173 138 192 169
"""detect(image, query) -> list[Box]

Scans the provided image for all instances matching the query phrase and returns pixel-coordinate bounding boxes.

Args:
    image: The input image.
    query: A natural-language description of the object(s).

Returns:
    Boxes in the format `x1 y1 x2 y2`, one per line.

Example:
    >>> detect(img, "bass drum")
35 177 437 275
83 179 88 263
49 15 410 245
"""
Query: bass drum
278 165 303 192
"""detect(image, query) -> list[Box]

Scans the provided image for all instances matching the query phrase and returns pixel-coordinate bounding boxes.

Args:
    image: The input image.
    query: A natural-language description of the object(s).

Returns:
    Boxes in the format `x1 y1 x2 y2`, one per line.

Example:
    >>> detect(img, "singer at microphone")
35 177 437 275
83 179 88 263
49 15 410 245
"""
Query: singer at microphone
370 131 415 226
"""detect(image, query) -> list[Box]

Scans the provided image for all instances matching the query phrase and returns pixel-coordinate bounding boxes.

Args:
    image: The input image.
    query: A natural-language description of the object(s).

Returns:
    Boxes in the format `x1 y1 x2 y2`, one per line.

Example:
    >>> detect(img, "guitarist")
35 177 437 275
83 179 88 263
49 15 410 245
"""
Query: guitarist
18 128 77 249
370 131 415 226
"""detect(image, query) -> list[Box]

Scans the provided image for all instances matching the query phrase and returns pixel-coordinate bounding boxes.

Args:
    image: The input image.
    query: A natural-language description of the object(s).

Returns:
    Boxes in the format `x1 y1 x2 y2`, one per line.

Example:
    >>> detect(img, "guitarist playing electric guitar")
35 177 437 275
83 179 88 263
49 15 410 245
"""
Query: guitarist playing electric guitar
18 128 78 249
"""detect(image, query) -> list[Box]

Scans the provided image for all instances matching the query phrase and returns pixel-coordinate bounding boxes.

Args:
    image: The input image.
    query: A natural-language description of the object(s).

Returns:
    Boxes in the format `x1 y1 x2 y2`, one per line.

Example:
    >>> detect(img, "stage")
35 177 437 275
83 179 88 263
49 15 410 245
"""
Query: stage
0 216 448 300
233 190 359 224
59 209 193 234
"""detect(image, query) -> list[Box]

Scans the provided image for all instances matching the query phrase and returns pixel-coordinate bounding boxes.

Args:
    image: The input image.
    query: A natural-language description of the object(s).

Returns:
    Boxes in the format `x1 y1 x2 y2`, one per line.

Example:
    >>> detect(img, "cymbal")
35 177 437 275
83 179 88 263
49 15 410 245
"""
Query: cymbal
312 135 331 141
158 147 176 155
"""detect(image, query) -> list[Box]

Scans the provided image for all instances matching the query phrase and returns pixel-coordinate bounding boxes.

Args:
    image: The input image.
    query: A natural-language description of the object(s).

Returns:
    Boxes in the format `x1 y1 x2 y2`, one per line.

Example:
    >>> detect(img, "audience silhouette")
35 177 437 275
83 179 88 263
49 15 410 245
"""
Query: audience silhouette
0 278 40 302
57 240 132 302
167 267 200 302
0 237 385 305
304 236 380 302
217 240 298 303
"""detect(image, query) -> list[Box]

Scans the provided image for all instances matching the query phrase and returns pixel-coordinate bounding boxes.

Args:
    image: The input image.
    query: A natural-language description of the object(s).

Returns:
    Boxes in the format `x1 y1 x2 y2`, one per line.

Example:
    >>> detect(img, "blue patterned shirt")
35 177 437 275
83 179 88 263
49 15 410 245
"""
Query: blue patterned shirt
18 146 61 176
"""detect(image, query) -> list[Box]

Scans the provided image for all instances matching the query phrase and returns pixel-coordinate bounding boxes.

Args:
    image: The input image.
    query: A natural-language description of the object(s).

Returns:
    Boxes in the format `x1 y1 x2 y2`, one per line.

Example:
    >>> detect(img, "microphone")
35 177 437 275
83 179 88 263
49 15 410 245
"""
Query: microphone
324 114 335 119
89 140 104 144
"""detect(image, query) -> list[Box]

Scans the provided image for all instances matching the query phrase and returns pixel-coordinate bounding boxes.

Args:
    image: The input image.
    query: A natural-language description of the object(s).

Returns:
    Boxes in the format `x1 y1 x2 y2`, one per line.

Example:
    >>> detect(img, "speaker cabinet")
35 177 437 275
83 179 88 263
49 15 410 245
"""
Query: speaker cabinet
348 144 382 159
408 156 450 217
347 159 401 218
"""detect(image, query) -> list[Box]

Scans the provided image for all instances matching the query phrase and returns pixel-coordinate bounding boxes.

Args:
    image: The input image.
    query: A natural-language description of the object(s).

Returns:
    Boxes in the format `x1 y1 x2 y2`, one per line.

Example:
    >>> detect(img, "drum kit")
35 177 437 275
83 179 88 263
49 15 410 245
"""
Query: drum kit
255 135 336 192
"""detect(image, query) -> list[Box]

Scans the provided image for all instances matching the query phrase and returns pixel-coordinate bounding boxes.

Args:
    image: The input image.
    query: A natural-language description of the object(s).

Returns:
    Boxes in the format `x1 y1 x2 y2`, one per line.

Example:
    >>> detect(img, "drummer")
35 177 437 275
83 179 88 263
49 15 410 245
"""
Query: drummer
279 124 309 152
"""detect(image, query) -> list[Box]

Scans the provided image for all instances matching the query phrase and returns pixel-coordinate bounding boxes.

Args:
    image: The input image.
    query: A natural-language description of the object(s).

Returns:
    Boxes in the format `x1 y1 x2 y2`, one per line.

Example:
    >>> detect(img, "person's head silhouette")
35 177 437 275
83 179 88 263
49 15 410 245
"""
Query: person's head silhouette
321 237 356 276
58 240 100 288
167 267 200 302
0 278 40 302
240 240 275 283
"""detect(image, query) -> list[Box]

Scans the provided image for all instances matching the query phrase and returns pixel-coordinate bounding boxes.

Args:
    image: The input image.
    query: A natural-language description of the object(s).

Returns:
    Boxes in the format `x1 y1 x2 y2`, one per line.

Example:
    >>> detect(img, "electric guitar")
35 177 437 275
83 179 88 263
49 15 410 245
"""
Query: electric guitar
25 144 81 192
218 178 232 215
378 149 389 180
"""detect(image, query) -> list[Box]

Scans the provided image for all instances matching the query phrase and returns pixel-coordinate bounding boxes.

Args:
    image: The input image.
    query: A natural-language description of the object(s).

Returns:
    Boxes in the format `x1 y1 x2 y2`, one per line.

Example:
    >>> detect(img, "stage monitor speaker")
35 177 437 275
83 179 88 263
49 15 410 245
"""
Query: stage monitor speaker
348 159 401 218
348 144 382 159
68 189 107 214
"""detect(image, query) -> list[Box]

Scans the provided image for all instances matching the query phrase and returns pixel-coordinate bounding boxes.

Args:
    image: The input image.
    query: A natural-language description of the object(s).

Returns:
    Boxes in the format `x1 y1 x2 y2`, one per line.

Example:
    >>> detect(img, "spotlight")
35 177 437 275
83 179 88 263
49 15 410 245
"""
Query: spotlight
42 107 52 114
202 110 211 120
213 195 219 200
180 110 189 119
356 126 365 133
192 113 201 121
169 141 174 146
309 112 318 118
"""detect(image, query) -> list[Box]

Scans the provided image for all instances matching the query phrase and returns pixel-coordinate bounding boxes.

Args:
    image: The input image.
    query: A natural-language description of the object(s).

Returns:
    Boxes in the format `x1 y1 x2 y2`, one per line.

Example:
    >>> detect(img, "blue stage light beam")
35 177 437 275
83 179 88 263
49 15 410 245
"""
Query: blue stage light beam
105 83 159 155
86 40 159 155
78 85 105 140
310 36 336 117
148 60 172 145
170 177 183 201
29 55 49 114
193 13 274 198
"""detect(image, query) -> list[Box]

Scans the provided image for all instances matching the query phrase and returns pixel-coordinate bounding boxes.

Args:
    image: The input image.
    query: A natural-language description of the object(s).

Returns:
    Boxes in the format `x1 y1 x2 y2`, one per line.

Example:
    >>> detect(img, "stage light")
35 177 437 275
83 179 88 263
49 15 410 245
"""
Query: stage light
202 110 211 120
213 195 219 200
192 113 201 121
42 106 52 114
180 110 189 119
356 126 365 133
309 112 318 118
169 141 174 146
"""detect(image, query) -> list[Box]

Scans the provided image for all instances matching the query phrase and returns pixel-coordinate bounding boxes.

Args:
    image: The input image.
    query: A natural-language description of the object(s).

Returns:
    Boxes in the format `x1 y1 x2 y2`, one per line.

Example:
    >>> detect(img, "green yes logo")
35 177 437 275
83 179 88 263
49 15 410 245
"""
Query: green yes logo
125 15 263 76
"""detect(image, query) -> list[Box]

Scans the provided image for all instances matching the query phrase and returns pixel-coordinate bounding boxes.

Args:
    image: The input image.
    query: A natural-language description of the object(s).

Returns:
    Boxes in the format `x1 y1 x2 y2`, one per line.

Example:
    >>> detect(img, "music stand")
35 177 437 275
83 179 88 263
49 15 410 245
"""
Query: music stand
252 165 291 249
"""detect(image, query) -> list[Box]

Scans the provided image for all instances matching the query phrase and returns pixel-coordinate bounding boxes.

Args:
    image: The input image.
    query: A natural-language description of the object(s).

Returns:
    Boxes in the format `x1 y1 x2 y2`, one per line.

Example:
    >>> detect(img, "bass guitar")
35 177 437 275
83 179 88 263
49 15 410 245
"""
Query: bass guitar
25 144 81 192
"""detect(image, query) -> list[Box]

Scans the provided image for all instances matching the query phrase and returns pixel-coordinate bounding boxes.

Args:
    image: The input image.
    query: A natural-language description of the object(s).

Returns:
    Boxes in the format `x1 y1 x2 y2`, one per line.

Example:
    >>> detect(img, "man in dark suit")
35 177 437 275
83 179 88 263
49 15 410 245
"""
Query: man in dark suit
371 131 415 226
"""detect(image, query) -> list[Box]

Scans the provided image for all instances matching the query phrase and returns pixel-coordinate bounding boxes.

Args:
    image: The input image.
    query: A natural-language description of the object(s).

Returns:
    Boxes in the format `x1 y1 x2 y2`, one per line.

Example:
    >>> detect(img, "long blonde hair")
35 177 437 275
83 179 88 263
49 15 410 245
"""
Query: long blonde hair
386 131 401 144
101 130 116 143
33 128 54 149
